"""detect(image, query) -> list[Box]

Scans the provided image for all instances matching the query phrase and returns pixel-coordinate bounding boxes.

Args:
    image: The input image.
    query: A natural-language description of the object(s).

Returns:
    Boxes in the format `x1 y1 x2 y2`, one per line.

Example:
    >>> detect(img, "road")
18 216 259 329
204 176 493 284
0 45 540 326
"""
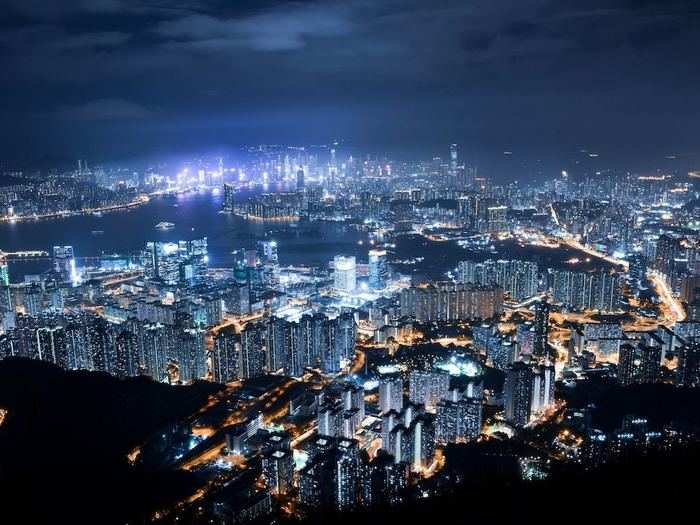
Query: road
648 270 686 326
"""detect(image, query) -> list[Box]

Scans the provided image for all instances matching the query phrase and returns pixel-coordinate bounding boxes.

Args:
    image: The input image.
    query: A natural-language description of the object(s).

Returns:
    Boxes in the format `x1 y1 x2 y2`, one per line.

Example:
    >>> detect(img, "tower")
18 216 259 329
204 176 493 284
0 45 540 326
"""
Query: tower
533 299 550 358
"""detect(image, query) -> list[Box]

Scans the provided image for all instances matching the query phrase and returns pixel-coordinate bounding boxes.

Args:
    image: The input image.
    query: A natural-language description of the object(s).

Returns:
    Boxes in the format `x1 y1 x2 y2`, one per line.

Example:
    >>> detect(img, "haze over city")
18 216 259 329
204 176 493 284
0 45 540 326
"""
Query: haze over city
2 0 699 171
2 2 700 525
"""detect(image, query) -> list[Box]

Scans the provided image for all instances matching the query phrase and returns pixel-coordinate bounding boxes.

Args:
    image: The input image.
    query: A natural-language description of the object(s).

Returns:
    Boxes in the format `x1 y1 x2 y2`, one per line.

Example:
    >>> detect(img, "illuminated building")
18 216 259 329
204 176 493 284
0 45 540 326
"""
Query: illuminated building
240 322 266 379
533 300 549 357
212 328 239 383
408 369 450 411
436 395 482 444
296 168 305 191
655 234 682 282
550 269 622 312
680 275 700 305
627 253 647 295
178 238 208 285
237 192 304 220
504 361 534 427
400 282 503 321
406 414 435 471
676 341 700 388
113 329 140 379
298 438 360 511
457 259 538 301
379 375 404 414
516 322 535 357
262 449 294 495
368 249 388 289
571 323 623 359
140 322 175 381
0 256 8 286
317 399 343 437
0 315 69 369
341 384 365 436
176 327 206 382
143 238 208 285
85 315 117 375
334 255 357 293
266 316 290 374
298 313 322 369
449 143 458 177
361 450 408 507
485 205 508 233
530 363 555 414
380 403 435 471
52 245 77 284
224 282 250 315
22 284 43 316
618 342 661 386
331 311 356 373
143 241 180 284
487 336 516 370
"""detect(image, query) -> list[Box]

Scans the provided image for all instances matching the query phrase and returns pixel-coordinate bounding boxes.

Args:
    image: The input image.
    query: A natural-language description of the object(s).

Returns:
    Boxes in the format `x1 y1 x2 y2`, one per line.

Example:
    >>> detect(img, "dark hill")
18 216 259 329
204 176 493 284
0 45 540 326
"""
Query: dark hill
0 358 222 524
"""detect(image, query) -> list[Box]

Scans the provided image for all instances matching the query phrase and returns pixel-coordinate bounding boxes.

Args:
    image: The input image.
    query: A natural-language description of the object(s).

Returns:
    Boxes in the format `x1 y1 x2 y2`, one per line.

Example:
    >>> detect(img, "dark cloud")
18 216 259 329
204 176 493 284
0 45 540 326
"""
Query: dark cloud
1 0 700 170
503 20 540 39
53 99 154 121
460 31 497 52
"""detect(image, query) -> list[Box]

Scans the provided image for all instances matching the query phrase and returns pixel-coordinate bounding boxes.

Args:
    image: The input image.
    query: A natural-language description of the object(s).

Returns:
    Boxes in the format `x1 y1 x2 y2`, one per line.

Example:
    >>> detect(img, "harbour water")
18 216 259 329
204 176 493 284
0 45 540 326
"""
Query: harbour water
0 190 369 281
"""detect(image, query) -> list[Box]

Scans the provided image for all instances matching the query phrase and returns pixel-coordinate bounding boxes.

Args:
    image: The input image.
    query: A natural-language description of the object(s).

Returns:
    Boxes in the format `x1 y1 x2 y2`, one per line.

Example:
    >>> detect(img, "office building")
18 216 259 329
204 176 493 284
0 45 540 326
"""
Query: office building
334 256 357 293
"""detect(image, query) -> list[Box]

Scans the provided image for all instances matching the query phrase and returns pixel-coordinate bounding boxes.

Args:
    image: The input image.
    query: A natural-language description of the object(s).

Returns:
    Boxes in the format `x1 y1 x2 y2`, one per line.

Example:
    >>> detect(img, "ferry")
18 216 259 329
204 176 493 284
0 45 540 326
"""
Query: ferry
155 221 175 231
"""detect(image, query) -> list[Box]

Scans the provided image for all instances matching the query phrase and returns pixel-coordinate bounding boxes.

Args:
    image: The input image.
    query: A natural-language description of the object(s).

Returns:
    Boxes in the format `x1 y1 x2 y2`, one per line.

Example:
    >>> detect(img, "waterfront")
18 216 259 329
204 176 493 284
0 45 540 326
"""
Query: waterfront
0 190 369 281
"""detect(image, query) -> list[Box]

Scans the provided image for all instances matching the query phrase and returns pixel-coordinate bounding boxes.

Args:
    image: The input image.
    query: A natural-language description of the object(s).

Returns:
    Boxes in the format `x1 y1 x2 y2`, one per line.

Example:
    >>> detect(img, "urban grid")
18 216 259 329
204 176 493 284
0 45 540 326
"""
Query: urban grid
1 2 699 525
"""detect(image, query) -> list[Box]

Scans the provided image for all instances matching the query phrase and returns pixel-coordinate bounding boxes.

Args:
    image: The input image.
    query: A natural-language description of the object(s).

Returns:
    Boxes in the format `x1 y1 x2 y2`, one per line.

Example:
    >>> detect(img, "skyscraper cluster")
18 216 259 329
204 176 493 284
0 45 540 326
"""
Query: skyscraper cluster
458 259 539 302
503 361 556 427
236 311 357 379
550 269 622 312
0 312 207 382
400 282 503 321
143 238 208 285
316 384 365 439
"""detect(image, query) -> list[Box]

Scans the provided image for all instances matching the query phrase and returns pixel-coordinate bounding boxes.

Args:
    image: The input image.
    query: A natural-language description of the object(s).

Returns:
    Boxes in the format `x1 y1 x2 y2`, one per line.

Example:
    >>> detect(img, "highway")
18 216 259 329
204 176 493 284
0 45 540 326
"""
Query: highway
648 270 686 326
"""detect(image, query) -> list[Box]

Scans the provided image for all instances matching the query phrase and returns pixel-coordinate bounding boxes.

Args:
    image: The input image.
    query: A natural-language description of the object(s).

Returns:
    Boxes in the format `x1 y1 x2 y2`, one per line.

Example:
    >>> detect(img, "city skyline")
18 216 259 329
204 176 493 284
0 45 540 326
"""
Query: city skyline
2 2 700 524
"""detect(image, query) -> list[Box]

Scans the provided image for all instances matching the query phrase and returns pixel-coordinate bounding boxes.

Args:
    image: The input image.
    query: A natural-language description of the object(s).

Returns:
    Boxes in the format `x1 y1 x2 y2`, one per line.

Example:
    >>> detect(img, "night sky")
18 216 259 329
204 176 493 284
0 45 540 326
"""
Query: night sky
1 1 699 172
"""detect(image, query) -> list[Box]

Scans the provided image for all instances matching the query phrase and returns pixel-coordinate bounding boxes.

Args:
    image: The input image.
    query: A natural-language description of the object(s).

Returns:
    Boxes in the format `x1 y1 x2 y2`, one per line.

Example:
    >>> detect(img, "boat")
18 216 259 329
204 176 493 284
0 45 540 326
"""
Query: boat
92 211 103 217
155 221 175 230
91 230 104 235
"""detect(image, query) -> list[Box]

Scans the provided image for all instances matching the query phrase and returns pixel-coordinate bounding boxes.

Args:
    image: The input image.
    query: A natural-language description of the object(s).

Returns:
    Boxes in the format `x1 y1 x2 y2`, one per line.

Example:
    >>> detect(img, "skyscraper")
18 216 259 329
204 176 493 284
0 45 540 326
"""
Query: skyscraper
379 375 404 414
368 249 388 290
436 396 482 444
143 241 180 284
240 322 267 379
334 256 357 293
449 143 458 176
212 328 239 383
533 300 549 357
676 341 700 388
0 255 9 287
504 361 534 427
400 282 503 321
618 342 661 386
299 438 360 511
408 369 450 411
53 246 77 284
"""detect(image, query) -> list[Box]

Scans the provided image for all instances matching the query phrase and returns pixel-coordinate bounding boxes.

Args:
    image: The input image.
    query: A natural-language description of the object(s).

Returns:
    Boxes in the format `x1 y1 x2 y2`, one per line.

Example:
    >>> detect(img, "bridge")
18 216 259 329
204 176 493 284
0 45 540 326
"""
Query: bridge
0 250 50 258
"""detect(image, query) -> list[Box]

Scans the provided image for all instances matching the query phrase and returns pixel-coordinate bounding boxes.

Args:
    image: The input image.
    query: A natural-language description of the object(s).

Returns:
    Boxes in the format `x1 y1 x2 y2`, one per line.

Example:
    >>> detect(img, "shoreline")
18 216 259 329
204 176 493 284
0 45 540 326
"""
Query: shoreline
0 195 151 225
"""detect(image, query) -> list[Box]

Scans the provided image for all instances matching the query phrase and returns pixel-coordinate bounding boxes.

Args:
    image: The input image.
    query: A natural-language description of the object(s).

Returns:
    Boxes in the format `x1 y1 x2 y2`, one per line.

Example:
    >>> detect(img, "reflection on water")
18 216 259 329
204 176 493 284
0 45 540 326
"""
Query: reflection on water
0 190 369 280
